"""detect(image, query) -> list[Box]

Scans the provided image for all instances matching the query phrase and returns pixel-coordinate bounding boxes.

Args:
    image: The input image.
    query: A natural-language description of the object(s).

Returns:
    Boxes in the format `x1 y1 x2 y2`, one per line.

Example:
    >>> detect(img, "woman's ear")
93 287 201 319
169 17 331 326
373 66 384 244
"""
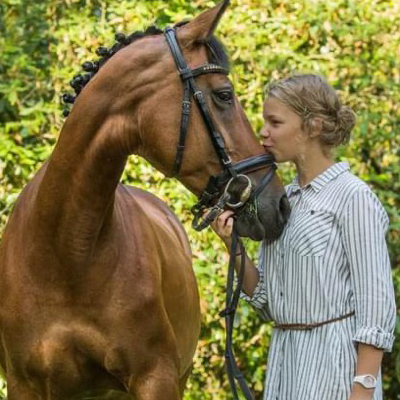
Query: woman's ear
309 117 323 138
176 0 230 47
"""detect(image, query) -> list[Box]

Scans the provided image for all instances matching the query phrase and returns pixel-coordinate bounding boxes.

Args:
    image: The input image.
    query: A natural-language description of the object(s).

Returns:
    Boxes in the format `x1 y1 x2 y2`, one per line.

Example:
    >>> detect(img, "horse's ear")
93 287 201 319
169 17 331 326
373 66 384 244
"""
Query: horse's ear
177 0 230 46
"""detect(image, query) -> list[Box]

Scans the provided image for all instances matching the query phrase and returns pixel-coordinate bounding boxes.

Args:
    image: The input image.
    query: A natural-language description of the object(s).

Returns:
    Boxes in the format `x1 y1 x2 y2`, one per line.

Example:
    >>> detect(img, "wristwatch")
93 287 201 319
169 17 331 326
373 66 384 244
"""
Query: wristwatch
353 374 377 389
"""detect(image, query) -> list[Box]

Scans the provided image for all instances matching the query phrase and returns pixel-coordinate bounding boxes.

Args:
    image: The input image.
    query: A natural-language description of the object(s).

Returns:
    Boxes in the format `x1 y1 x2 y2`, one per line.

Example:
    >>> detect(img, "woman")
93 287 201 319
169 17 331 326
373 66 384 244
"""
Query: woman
212 74 396 400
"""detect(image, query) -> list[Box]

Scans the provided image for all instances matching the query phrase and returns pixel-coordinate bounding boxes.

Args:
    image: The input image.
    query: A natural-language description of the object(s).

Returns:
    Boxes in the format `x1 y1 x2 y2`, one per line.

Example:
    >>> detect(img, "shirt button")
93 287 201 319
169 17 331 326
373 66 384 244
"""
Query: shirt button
310 210 315 215
280 292 283 297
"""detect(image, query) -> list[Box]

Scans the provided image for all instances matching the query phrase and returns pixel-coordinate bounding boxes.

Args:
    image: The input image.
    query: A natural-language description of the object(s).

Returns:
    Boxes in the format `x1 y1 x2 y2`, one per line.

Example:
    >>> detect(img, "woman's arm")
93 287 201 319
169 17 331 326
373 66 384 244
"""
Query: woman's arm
349 343 384 400
231 251 260 298
341 187 396 399
211 210 260 297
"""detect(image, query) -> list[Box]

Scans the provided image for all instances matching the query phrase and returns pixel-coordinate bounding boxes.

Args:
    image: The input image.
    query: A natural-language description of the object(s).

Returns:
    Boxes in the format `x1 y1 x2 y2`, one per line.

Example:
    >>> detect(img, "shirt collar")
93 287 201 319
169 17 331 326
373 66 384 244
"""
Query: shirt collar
288 162 350 196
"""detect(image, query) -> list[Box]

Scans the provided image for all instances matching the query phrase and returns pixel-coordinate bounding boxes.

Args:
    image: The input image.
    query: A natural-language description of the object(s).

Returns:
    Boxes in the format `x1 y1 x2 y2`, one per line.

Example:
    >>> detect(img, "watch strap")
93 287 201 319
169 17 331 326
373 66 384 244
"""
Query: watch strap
353 374 377 389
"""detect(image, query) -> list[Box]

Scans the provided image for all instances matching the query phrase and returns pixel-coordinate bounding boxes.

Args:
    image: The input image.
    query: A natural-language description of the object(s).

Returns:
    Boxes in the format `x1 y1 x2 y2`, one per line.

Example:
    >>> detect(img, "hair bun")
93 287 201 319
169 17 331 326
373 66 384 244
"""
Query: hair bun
265 74 357 149
335 105 356 145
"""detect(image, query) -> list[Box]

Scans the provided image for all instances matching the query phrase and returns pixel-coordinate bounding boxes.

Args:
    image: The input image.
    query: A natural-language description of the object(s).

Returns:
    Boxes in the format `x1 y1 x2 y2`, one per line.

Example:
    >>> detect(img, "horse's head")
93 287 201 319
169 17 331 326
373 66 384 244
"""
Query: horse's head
63 0 290 241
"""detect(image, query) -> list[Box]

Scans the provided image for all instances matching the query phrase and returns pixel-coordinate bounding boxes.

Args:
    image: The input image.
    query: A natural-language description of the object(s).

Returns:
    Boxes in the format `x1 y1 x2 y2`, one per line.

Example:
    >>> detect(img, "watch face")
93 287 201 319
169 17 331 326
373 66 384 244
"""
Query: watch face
364 375 376 388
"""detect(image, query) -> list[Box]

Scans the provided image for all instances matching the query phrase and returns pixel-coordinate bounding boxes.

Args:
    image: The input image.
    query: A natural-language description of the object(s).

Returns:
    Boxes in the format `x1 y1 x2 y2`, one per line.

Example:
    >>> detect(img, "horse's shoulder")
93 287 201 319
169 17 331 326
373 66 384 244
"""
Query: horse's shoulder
116 184 178 219
115 184 188 244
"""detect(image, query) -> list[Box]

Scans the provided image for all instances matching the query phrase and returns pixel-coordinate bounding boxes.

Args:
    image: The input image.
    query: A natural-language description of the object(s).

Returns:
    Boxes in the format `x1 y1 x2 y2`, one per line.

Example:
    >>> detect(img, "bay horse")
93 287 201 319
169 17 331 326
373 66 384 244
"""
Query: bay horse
0 1 290 399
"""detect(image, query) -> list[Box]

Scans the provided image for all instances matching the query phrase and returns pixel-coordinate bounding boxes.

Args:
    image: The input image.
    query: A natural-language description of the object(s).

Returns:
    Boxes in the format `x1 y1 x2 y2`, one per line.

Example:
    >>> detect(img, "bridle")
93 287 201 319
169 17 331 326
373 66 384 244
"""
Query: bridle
164 27 277 232
164 26 275 400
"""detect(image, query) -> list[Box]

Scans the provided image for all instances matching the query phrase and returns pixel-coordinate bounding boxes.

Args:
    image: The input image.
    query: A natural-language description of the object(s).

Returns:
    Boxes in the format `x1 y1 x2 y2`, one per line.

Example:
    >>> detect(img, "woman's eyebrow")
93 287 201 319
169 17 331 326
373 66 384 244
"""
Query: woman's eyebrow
264 112 280 119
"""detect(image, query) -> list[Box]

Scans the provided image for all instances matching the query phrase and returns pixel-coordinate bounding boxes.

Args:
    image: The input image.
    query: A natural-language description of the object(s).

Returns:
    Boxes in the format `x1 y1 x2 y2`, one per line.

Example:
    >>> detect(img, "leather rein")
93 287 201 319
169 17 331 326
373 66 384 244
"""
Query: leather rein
164 27 275 400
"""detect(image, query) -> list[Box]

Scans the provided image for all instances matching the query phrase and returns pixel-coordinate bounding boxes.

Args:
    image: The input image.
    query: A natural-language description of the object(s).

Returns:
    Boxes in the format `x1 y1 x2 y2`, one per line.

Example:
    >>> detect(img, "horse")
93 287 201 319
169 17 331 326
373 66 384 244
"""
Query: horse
0 1 290 399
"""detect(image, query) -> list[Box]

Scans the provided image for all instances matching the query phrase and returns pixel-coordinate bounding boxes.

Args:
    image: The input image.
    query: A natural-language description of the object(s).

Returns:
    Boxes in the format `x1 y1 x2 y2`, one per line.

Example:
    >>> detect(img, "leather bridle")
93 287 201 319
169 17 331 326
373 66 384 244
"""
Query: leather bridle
164 27 277 232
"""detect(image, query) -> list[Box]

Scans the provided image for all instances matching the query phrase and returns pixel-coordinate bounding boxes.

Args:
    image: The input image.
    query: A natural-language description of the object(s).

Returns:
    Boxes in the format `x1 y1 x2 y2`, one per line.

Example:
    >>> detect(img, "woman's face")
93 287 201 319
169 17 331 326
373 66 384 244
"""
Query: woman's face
260 96 309 163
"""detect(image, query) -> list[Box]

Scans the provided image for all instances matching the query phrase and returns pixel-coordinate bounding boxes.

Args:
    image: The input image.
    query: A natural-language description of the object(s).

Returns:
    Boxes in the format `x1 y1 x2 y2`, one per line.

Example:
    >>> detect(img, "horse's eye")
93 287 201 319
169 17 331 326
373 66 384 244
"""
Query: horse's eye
214 89 233 104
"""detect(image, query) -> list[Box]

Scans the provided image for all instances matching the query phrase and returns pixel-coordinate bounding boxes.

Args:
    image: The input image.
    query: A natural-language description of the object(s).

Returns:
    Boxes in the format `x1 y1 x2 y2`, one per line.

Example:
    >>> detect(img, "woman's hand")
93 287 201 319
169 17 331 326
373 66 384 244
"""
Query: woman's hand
211 209 260 298
210 210 235 247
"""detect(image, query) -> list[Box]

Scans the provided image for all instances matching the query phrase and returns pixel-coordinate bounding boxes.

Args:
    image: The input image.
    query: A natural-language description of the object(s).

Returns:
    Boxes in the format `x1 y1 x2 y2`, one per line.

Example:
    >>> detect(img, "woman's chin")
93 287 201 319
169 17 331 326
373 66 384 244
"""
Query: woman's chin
271 153 285 163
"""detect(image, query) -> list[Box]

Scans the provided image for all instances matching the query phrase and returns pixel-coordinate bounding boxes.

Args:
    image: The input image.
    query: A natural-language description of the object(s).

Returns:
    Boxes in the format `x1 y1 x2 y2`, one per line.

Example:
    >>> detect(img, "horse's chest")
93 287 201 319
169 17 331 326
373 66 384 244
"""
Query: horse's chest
21 323 127 397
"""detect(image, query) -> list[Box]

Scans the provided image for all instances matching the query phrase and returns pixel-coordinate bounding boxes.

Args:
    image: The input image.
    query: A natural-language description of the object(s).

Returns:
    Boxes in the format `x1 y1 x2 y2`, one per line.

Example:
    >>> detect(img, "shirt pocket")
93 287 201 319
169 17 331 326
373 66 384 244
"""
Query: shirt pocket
289 209 334 257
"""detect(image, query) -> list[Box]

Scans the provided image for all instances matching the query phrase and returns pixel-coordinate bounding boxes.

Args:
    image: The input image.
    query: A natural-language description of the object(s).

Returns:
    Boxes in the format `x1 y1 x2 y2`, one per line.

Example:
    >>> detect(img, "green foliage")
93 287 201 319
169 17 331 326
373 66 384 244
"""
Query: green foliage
1 0 399 399
0 381 5 400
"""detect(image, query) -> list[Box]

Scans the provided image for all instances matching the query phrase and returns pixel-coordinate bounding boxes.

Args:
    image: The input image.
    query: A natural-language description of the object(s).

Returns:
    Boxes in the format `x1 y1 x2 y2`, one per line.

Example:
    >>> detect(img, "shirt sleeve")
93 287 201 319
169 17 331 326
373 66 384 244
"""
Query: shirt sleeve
240 241 272 321
341 186 396 351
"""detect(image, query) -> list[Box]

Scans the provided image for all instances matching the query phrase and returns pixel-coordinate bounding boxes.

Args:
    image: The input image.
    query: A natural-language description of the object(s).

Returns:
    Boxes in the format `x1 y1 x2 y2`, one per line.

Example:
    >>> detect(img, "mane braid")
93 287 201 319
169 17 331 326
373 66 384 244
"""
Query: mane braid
61 23 230 117
61 25 163 117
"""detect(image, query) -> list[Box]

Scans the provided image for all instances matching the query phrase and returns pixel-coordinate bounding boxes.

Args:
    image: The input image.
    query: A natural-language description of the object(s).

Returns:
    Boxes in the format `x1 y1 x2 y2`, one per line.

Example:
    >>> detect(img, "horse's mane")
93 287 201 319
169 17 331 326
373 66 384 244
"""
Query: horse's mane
62 22 230 116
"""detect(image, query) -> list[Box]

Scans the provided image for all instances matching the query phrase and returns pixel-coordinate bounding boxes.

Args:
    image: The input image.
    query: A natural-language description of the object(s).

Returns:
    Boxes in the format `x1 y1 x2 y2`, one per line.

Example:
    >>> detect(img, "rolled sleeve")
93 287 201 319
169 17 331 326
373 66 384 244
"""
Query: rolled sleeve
341 186 396 351
240 241 272 321
240 267 268 308
353 325 395 351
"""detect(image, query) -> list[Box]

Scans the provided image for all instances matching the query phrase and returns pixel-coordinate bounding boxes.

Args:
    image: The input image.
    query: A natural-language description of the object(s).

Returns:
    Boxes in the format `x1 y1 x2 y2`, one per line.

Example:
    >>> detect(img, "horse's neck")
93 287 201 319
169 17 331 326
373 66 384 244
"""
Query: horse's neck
31 110 131 267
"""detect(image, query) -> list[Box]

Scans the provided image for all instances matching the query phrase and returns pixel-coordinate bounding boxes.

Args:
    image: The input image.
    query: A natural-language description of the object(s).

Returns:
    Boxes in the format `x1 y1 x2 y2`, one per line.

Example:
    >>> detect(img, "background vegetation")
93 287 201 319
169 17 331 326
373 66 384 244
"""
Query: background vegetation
1 0 399 398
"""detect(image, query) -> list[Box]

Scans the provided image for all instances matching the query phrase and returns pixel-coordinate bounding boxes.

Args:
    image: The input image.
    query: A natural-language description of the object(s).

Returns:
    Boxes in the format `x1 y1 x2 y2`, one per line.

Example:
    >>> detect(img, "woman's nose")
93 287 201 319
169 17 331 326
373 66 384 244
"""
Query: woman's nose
259 125 270 141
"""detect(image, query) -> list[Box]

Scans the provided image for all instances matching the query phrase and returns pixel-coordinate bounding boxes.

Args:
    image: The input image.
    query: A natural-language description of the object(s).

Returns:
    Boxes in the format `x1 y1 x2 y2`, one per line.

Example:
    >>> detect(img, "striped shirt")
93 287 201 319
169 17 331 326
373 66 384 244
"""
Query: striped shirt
241 162 396 400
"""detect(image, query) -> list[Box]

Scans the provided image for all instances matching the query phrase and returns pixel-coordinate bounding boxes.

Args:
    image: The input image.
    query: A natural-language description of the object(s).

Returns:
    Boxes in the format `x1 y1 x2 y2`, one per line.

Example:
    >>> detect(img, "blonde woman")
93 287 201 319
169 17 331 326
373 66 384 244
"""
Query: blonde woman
212 74 396 400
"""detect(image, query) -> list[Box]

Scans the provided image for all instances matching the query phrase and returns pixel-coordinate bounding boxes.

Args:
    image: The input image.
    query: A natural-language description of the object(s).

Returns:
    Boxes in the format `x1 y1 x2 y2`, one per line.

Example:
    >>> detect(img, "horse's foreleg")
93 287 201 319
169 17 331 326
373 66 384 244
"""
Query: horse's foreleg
178 363 193 397
6 377 39 400
130 361 181 400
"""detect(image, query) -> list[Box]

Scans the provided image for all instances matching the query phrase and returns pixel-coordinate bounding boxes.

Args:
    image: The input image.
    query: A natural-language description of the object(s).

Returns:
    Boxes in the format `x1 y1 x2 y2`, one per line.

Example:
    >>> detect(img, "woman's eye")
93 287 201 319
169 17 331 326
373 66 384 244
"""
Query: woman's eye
214 90 233 104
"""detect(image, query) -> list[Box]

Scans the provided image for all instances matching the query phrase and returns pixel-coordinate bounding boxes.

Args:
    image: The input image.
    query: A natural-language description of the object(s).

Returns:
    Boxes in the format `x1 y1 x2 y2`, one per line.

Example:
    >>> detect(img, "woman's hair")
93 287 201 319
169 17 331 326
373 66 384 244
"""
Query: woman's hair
265 74 356 147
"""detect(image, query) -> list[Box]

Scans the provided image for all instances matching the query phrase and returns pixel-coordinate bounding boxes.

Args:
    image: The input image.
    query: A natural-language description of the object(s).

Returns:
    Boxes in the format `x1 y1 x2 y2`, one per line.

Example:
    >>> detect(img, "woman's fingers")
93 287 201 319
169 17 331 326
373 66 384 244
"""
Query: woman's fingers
211 210 235 238
214 210 234 230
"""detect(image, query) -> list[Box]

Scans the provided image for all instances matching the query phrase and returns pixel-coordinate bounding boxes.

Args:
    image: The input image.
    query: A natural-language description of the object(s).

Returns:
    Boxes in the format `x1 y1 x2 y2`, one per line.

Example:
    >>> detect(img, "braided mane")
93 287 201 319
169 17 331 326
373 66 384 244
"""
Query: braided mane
61 26 163 116
62 22 230 116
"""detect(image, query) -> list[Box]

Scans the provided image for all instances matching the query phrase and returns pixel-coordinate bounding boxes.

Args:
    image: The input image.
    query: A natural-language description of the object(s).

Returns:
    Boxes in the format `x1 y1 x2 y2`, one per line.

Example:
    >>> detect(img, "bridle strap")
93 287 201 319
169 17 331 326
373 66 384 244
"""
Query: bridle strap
173 79 191 176
251 163 277 200
164 27 193 176
192 154 276 218
173 65 229 175
215 154 275 188
164 27 234 178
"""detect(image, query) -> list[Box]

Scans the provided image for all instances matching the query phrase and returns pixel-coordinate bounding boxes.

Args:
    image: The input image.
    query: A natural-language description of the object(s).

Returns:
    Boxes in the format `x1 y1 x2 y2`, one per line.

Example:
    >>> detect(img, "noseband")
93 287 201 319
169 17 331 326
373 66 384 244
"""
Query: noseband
164 27 276 231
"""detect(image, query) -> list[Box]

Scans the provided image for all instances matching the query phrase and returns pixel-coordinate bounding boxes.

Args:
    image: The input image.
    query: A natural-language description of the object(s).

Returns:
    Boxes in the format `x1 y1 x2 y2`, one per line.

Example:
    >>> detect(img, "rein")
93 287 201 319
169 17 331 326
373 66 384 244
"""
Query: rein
164 26 276 400
220 225 255 400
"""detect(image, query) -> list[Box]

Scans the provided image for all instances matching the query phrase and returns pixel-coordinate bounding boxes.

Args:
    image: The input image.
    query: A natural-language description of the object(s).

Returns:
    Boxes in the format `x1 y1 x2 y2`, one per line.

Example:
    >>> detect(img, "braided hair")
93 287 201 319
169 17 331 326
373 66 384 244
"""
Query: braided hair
61 26 163 117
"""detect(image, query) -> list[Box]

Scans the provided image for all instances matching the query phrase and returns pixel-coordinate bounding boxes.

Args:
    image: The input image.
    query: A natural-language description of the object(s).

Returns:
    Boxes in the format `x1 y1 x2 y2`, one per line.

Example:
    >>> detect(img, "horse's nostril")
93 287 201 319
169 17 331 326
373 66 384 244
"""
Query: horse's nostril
279 195 291 222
